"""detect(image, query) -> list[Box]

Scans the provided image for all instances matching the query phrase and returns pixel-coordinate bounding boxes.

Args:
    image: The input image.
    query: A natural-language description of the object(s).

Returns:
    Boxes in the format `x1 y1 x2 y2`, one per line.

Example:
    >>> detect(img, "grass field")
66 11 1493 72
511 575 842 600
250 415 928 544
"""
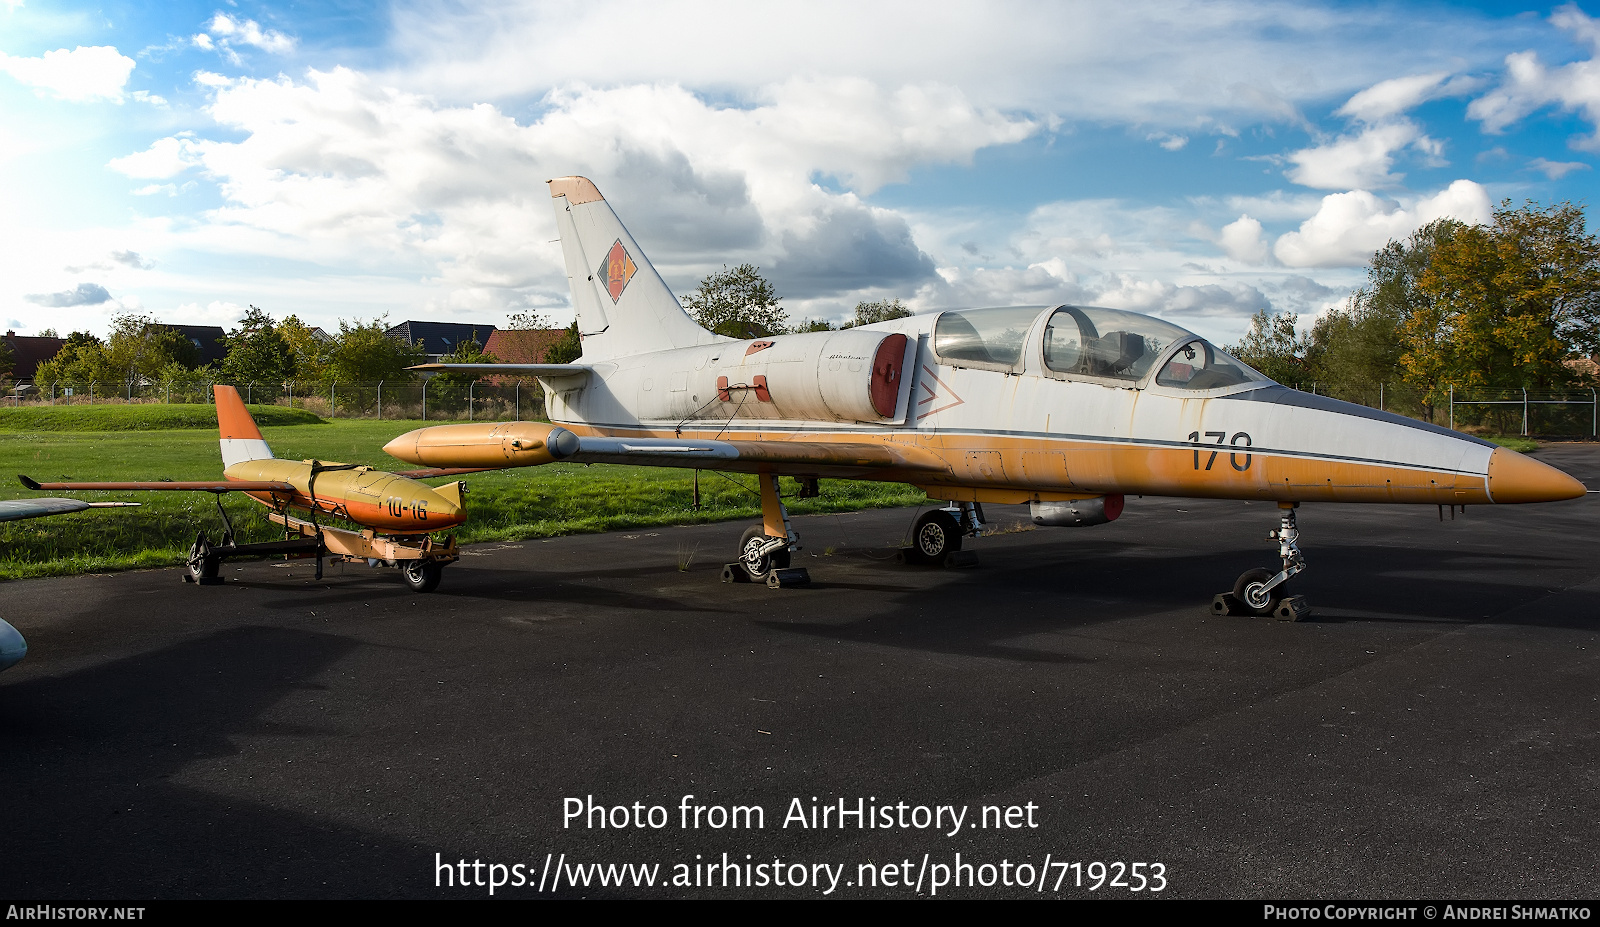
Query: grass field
0 403 326 432
0 418 926 581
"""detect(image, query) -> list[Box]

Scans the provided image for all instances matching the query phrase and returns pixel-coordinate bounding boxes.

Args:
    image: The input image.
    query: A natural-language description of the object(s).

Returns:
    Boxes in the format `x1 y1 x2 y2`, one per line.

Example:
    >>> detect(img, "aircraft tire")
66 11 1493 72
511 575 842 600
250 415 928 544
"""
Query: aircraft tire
739 525 790 580
186 532 216 584
1233 567 1283 616
402 560 443 593
910 510 963 564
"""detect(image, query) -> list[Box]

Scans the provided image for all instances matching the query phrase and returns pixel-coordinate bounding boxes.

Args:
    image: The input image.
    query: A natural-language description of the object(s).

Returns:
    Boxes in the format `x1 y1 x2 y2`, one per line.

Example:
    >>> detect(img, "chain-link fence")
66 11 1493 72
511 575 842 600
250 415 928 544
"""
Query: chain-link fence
8 376 1599 437
6 379 548 422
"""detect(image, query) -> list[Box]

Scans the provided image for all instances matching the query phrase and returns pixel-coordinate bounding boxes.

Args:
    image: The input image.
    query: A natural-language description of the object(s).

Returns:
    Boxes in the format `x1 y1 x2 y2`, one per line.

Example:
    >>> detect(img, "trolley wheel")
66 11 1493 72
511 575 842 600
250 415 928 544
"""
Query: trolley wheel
402 560 444 593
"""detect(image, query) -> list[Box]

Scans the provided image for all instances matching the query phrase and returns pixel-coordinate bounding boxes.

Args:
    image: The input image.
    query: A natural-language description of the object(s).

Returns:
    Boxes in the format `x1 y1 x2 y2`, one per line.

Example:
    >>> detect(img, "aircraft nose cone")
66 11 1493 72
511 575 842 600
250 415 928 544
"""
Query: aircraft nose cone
0 618 27 672
1487 446 1587 503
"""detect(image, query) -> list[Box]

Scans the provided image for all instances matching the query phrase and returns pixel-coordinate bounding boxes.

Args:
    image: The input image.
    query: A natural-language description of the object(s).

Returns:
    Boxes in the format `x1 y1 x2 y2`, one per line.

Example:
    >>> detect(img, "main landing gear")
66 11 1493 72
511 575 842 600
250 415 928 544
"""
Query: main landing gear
1212 502 1313 621
900 502 984 568
723 473 811 588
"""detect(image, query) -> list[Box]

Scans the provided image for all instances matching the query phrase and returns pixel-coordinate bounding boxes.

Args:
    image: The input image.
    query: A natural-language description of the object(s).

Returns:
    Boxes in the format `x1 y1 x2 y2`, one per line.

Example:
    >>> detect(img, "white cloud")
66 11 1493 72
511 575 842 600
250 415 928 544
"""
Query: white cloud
1468 5 1600 149
1148 132 1189 150
0 46 135 103
1219 214 1270 263
387 1 1531 125
1528 157 1590 179
1285 121 1441 189
1337 72 1457 122
108 136 203 179
1272 179 1492 268
196 13 297 63
107 68 1034 314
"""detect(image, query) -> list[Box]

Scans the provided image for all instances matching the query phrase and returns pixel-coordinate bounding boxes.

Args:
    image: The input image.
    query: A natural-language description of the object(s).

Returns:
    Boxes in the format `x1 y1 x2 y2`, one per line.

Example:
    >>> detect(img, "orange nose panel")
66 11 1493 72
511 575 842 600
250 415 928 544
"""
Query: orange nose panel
1486 447 1587 503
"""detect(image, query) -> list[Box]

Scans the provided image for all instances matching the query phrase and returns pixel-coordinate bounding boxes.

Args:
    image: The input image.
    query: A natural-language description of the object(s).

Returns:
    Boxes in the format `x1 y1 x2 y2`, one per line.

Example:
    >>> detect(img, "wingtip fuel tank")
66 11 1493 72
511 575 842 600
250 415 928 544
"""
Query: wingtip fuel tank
384 421 580 469
1486 446 1588 503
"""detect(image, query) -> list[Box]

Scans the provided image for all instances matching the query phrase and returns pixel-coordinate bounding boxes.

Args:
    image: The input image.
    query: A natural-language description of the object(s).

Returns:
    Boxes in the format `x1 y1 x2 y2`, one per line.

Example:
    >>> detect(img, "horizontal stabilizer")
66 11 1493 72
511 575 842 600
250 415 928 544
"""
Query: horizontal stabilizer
408 363 590 379
20 475 296 494
0 498 140 523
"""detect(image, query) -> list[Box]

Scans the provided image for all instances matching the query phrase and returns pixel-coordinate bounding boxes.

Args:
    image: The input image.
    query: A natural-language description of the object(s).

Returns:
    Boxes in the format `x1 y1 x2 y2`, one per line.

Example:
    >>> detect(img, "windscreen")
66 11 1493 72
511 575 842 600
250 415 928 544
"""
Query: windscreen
1154 340 1270 390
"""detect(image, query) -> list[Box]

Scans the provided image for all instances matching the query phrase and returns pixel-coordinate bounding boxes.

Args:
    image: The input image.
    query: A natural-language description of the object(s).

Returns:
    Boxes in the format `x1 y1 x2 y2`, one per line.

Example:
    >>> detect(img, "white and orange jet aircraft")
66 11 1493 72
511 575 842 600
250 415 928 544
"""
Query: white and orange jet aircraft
383 176 1588 615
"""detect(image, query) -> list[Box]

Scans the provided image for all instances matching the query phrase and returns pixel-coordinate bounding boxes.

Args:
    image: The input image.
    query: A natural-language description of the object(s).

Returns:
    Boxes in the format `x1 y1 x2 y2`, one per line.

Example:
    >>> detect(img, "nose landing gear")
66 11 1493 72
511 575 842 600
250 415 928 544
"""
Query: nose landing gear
1213 502 1313 620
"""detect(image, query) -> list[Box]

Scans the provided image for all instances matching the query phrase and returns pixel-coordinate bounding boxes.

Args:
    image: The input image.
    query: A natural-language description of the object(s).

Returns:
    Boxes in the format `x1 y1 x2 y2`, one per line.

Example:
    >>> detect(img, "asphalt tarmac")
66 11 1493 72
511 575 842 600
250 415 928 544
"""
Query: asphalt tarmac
2 446 1597 900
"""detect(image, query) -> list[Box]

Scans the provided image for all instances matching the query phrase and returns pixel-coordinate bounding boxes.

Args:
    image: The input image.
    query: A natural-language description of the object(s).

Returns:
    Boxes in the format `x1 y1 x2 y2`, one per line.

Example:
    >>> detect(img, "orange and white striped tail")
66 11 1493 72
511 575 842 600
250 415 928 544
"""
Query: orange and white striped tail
215 385 274 468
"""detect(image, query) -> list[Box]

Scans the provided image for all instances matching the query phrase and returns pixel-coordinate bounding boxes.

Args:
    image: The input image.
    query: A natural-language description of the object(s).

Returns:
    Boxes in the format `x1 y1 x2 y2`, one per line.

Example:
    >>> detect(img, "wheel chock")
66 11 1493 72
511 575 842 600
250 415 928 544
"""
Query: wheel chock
1272 595 1313 622
766 567 811 588
943 550 980 569
1210 593 1243 615
894 548 920 565
721 562 752 583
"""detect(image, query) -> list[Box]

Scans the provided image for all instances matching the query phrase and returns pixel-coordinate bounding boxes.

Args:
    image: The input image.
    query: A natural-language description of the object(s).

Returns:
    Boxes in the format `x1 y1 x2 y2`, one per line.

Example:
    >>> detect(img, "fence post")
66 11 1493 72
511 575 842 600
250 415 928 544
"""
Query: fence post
377 380 383 421
89 380 95 404
1449 384 1454 431
515 381 520 420
330 381 336 419
50 381 56 404
1523 387 1529 436
469 380 475 421
1379 383 1384 412
247 382 253 404
1593 387 1596 438
422 378 427 421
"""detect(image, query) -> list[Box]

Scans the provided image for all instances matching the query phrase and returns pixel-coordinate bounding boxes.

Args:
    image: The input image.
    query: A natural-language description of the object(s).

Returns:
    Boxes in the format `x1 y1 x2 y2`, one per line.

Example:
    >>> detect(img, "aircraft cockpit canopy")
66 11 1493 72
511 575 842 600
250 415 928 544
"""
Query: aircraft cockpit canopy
932 304 1271 390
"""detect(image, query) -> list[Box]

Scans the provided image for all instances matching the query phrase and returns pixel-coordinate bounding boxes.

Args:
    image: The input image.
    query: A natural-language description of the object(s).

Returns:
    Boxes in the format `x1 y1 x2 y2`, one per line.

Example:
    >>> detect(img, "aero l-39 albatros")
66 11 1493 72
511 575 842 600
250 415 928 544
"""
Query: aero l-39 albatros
384 176 1587 614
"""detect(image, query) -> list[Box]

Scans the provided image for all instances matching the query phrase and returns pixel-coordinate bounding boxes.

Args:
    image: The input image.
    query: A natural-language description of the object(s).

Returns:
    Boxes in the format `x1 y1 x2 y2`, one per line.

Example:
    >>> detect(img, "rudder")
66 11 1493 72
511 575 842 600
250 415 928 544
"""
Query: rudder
215 385 274 468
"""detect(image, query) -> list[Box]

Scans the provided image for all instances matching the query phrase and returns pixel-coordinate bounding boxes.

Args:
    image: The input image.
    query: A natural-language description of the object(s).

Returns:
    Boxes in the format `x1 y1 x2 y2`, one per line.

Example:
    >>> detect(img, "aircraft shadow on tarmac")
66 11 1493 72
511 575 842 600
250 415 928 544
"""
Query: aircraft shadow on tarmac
0 626 473 899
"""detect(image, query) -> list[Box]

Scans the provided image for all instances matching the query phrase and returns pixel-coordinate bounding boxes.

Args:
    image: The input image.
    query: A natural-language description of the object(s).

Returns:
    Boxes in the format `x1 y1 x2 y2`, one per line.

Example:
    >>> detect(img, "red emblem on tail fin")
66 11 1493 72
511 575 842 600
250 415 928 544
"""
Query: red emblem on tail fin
597 239 637 303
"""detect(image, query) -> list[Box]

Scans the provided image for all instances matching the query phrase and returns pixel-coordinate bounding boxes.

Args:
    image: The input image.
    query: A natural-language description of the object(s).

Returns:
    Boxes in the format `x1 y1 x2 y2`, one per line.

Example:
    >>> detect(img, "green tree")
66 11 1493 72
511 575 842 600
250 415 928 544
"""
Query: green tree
794 319 837 333
221 306 297 385
0 340 13 380
35 332 112 387
277 315 332 381
681 263 786 338
1229 309 1308 386
326 318 425 382
103 313 194 382
846 298 913 328
544 322 582 365
1402 201 1600 394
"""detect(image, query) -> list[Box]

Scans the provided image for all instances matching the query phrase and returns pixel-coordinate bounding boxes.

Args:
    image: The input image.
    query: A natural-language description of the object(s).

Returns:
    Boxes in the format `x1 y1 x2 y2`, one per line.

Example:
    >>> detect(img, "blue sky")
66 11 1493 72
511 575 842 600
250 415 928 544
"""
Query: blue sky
6 1 1600 346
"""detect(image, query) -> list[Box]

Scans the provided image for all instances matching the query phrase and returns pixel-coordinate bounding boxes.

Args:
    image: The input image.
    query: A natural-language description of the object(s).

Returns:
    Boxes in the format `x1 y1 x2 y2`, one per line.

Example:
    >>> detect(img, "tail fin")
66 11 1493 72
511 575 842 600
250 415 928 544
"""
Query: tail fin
215 385 274 468
549 176 724 360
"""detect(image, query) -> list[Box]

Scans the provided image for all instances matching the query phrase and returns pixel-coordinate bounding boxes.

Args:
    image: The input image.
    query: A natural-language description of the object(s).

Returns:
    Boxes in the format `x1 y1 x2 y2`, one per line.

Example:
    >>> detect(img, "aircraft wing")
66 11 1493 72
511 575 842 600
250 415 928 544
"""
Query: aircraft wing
408 363 590 379
0 498 140 523
20 476 297 493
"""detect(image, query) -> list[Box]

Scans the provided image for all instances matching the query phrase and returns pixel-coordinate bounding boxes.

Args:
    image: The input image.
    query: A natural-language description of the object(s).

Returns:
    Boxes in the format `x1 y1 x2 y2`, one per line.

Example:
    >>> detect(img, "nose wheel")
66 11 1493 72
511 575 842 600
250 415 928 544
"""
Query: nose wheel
1213 503 1312 620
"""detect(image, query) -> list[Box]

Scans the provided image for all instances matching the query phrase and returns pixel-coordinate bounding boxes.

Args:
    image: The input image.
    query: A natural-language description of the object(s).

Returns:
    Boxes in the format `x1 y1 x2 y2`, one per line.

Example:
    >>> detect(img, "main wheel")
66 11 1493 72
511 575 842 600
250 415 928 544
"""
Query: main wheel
910 509 963 564
1233 567 1283 616
738 525 790 580
402 560 443 593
